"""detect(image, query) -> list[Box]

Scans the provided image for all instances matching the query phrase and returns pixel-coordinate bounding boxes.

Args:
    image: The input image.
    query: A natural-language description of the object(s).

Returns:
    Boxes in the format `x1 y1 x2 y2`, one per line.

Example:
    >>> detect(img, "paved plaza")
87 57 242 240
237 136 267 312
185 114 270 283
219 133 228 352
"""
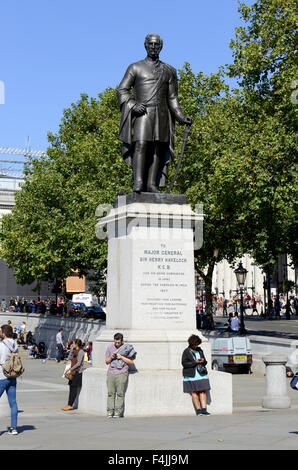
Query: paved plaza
0 352 298 451
214 314 298 340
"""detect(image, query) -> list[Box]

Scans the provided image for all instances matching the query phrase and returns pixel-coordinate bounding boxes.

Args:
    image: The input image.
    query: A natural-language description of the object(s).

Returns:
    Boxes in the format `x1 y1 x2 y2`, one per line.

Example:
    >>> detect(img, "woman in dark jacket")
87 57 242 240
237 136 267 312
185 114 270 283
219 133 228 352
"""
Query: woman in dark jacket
181 334 211 415
62 339 85 411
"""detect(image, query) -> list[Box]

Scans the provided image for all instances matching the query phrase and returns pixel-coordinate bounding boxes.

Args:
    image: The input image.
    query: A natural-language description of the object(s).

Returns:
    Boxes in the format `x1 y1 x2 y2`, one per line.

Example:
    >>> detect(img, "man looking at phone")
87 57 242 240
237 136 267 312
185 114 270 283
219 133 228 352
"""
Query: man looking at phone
105 332 136 418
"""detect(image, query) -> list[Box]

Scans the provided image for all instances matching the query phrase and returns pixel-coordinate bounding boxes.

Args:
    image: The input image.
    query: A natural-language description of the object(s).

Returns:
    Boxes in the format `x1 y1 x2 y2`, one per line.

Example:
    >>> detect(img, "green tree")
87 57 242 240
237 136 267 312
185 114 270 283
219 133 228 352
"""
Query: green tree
0 90 130 291
172 65 255 327
228 0 298 278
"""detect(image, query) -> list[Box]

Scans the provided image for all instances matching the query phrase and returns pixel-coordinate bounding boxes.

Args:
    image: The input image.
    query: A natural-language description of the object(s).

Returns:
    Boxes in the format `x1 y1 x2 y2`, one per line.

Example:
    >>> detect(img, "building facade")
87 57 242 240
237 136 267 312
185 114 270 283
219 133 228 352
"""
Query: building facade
0 175 52 303
211 254 297 301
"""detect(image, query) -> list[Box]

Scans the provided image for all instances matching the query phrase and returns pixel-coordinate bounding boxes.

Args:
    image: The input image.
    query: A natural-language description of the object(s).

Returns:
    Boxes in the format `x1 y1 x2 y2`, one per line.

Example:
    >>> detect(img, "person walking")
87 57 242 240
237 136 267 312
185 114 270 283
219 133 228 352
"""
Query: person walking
105 333 136 418
0 324 19 435
182 334 211 416
223 298 228 316
251 298 258 315
62 339 85 411
56 328 65 363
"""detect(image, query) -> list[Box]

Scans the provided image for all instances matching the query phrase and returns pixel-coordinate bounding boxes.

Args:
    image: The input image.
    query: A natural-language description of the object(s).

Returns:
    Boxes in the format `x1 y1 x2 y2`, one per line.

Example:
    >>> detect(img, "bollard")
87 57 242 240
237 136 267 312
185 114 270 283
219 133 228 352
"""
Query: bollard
262 354 291 409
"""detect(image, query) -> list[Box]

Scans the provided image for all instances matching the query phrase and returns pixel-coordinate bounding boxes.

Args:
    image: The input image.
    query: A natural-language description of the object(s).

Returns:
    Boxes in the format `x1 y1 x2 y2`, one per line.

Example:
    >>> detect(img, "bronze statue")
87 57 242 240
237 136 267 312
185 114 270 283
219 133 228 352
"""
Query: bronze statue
117 33 192 193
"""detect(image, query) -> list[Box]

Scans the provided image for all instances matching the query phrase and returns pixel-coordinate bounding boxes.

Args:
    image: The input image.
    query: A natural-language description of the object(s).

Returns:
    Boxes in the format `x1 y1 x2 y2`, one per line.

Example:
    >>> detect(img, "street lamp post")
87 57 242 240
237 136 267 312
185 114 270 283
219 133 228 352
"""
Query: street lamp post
234 262 248 334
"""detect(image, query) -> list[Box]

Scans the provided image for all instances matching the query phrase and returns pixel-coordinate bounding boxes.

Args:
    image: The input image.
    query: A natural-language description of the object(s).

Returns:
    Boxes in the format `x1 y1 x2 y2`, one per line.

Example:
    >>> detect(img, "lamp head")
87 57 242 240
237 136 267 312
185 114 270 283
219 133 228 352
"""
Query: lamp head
234 261 248 287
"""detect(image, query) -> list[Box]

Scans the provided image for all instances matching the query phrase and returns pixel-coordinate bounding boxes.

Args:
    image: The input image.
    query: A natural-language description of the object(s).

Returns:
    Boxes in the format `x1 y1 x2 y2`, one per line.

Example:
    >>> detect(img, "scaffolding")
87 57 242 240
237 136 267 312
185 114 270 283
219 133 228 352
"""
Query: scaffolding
0 141 46 177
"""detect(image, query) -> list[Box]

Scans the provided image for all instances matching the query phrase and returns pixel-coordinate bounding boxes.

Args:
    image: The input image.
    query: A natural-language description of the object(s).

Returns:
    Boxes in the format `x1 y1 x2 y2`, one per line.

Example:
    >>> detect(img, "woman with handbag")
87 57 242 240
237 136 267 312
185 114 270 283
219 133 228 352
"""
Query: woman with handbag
181 334 211 416
61 339 85 411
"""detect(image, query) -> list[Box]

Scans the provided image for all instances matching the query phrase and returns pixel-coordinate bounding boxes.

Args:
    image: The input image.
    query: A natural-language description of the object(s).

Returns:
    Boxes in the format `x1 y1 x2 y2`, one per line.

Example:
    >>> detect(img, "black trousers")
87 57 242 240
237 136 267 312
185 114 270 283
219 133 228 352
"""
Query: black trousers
68 373 82 406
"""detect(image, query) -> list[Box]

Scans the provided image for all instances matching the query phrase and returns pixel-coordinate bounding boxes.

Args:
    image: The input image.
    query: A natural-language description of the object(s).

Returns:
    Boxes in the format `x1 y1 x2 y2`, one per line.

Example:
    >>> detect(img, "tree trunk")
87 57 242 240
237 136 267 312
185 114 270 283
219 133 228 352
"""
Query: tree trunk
62 279 68 317
196 261 216 330
204 276 215 330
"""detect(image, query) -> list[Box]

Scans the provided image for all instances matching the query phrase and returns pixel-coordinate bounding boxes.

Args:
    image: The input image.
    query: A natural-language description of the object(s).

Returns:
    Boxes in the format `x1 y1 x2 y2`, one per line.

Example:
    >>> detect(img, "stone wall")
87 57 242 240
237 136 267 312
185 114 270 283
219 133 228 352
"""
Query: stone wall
0 313 105 357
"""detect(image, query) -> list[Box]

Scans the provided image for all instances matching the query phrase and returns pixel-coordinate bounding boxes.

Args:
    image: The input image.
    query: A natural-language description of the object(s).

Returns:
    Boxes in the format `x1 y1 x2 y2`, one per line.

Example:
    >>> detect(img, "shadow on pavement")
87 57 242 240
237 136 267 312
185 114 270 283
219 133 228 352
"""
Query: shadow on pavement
14 425 36 434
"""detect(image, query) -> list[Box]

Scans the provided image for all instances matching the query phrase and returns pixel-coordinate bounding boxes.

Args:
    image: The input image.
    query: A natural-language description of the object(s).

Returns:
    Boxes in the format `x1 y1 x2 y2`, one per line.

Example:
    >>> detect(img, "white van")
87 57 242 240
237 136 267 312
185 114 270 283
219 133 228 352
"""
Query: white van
207 333 253 373
71 293 98 308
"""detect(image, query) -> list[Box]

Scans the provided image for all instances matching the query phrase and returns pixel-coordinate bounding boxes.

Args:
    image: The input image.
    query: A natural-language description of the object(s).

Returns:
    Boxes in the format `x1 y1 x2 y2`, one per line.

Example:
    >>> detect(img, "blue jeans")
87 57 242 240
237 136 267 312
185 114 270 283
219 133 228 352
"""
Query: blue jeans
0 378 18 427
57 344 63 362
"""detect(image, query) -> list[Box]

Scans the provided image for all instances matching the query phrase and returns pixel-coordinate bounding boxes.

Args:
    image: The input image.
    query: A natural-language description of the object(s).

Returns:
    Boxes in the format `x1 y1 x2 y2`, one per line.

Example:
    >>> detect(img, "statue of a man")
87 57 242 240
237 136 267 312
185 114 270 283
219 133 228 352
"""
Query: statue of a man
117 33 192 193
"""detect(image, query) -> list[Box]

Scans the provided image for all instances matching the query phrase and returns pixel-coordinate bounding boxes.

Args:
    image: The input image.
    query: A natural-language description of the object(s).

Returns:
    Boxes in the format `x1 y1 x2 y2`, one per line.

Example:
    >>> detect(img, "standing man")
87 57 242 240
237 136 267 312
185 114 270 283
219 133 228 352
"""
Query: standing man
56 327 65 363
105 333 136 418
117 33 192 193
251 297 258 315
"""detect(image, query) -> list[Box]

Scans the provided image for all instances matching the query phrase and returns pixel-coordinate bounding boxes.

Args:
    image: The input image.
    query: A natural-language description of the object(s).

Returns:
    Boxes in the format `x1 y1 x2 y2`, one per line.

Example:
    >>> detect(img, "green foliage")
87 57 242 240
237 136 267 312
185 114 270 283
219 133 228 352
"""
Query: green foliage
0 89 131 285
228 0 298 272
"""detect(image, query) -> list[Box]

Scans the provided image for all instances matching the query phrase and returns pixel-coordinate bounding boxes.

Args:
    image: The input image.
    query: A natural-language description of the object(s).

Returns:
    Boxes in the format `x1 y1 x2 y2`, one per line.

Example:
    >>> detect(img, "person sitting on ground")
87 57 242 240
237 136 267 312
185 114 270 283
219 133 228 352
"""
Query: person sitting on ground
225 313 233 331
28 343 38 358
230 313 240 333
286 367 294 377
26 331 34 347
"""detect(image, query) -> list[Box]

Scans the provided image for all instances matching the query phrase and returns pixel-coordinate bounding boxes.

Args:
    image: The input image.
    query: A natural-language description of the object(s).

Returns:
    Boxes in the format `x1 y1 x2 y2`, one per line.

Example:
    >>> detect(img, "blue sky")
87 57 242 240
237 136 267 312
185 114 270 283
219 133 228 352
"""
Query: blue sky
0 0 251 154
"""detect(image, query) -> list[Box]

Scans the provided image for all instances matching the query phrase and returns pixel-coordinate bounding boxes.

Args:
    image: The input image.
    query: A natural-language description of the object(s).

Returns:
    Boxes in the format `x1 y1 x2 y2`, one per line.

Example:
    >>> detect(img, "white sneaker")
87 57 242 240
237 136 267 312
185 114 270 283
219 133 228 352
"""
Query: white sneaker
8 427 18 435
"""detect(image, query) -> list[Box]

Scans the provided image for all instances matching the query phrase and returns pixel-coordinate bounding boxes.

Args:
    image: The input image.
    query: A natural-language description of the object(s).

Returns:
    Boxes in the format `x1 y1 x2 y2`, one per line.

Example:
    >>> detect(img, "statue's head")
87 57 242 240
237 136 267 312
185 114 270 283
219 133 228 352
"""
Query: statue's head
144 33 163 58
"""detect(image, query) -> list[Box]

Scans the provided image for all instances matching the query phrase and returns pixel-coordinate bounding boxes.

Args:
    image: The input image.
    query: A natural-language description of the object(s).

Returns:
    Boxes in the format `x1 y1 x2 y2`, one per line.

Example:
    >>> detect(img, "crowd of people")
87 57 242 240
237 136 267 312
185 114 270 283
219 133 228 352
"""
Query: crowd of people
0 295 108 317
196 293 298 319
0 297 64 315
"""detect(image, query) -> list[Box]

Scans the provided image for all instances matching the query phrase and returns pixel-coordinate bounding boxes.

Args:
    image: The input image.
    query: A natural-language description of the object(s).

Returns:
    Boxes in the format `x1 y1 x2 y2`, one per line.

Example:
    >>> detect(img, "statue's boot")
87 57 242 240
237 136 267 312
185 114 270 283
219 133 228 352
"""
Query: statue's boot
147 152 160 193
133 143 147 193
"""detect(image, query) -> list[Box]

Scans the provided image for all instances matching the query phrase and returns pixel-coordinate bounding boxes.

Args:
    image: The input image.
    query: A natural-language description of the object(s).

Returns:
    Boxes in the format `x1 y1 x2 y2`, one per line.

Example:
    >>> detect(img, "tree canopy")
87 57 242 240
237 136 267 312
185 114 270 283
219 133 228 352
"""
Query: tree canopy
228 0 298 273
0 90 131 287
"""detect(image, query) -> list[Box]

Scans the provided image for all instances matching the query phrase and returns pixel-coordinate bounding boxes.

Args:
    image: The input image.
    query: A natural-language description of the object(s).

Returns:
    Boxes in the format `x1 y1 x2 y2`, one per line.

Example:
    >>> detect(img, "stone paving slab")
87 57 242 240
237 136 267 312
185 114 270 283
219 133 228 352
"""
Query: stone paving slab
0 356 298 450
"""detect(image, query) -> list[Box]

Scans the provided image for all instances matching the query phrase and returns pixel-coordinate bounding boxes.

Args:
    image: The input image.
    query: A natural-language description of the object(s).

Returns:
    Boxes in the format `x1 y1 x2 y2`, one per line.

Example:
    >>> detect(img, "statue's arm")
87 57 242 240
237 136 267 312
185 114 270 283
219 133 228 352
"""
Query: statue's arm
117 65 136 109
167 69 192 125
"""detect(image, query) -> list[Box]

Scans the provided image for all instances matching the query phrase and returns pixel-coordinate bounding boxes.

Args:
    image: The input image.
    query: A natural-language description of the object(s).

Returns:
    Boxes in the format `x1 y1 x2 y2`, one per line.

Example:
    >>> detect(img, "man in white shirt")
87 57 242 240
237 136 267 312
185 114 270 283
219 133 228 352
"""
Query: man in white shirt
230 313 240 332
56 328 65 363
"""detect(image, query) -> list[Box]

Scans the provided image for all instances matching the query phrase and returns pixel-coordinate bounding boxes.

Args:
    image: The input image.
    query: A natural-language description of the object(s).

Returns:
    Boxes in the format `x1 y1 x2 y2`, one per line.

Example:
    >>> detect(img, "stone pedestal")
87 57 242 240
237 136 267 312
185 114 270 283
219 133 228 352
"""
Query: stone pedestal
262 354 291 409
79 194 232 416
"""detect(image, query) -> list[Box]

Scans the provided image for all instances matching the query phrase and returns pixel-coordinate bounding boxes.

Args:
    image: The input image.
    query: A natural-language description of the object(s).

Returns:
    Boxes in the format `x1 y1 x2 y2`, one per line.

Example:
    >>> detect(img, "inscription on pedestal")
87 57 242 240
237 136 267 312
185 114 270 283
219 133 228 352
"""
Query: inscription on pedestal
133 239 195 329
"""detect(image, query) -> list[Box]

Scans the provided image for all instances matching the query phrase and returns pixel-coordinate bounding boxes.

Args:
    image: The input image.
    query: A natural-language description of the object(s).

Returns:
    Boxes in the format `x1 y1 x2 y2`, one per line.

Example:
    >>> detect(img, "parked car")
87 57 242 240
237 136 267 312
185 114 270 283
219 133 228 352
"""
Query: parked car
67 302 86 317
84 305 106 320
208 333 253 374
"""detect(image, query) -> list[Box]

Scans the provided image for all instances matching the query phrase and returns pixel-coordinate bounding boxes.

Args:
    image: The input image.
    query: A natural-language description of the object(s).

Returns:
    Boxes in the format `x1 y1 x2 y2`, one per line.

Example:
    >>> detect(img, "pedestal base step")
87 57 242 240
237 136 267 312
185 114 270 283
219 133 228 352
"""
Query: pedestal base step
79 368 232 417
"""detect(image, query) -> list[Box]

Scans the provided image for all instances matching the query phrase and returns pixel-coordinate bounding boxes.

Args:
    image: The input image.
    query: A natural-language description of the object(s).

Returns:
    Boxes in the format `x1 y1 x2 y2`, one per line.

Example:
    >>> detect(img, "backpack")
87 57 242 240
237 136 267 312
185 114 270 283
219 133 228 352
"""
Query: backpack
1 341 25 379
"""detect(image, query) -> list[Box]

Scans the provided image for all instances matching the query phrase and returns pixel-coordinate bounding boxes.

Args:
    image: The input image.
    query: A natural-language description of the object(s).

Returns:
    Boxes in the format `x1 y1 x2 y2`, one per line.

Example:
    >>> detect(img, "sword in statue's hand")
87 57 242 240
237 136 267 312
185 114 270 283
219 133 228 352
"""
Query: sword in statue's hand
166 119 192 194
